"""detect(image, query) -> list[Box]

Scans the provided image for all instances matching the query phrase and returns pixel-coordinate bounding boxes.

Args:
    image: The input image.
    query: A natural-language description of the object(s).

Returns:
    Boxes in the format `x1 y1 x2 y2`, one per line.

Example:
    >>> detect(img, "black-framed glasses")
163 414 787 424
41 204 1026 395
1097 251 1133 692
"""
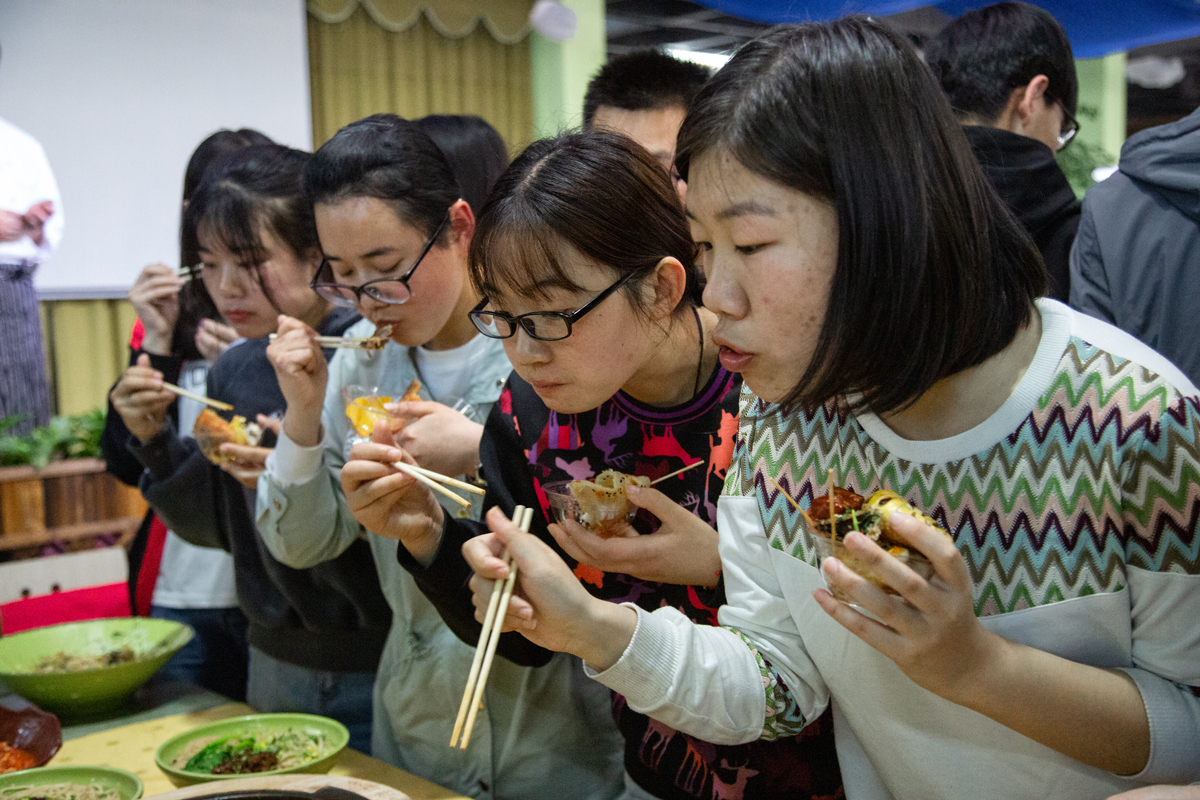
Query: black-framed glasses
310 214 449 308
1055 100 1080 151
469 270 639 341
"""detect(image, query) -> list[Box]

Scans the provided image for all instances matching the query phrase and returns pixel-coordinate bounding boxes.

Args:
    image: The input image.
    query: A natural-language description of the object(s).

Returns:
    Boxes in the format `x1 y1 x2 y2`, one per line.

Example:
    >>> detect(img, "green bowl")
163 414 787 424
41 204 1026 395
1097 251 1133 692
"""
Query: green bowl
0 618 193 714
154 713 349 788
0 765 143 800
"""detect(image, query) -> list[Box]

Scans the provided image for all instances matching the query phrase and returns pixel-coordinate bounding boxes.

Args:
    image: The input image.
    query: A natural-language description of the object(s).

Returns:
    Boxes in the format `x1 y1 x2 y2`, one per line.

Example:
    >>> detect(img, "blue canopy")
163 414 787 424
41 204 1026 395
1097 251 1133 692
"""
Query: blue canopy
695 1 1200 58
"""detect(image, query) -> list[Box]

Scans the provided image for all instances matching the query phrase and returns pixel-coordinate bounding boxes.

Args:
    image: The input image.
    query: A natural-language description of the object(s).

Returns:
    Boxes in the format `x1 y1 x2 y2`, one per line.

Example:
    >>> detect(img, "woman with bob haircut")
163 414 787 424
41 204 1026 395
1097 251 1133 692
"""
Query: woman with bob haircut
256 114 623 800
341 130 844 800
459 18 1200 799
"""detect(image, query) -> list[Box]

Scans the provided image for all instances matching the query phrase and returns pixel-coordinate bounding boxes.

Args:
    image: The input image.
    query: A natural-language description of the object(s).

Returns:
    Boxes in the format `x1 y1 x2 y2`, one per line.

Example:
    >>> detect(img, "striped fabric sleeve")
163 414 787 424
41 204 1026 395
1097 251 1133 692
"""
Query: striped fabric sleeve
1119 393 1200 783
728 627 810 740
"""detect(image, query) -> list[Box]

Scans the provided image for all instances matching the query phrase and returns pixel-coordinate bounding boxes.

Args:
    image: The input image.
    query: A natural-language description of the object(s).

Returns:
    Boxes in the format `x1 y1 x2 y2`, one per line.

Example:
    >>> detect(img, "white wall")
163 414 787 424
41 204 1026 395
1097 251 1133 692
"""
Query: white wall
0 0 312 298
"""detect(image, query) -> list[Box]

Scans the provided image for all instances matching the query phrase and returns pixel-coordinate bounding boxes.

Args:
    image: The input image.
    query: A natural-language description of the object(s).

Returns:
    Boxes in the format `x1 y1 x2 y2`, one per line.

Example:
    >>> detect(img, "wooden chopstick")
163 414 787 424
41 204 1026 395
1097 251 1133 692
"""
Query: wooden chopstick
453 505 533 749
393 461 472 508
160 382 234 411
649 459 706 485
266 333 385 351
404 464 486 495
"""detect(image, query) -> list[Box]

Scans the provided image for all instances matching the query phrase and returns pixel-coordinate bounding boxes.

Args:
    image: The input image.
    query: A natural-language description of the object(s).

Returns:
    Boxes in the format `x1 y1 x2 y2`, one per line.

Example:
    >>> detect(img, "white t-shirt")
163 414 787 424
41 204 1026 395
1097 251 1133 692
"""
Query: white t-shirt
151 359 239 609
413 332 493 405
0 117 63 265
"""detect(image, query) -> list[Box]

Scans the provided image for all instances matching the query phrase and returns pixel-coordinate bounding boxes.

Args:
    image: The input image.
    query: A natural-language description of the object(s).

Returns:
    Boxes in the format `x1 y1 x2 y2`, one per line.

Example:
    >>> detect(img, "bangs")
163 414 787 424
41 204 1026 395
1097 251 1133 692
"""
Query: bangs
193 180 270 265
470 208 589 303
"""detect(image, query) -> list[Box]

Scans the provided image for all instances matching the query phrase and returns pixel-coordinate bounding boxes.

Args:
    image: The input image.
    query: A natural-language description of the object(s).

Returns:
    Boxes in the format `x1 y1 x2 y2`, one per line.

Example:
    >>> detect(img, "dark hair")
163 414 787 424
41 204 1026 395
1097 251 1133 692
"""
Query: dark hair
183 144 319 308
924 2 1077 122
676 18 1046 415
582 50 711 128
304 113 460 245
416 115 508 216
469 131 698 318
175 128 274 359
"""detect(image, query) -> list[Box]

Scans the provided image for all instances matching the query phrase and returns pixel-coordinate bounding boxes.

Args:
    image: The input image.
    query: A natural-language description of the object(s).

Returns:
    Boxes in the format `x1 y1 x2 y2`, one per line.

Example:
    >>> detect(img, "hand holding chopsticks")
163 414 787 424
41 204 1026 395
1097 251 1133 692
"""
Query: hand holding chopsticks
451 505 534 749
392 460 482 508
160 381 234 411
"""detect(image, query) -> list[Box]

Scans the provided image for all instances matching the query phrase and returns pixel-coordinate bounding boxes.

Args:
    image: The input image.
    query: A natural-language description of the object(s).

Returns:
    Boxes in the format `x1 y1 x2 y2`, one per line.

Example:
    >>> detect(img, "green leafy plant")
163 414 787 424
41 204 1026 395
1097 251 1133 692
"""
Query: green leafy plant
1056 102 1118 198
0 409 106 468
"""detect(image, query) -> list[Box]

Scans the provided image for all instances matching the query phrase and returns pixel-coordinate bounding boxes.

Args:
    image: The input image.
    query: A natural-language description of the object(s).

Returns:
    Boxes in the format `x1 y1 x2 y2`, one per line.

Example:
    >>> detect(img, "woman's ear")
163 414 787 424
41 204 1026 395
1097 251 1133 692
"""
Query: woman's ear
448 199 475 251
649 257 688 320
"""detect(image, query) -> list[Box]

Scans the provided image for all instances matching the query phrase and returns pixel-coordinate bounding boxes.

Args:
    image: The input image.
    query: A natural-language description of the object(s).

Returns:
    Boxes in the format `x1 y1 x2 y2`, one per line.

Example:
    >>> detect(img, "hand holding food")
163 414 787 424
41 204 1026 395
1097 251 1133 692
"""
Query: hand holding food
344 380 420 438
561 469 651 537
193 409 264 465
340 440 446 564
806 484 991 703
548 484 721 586
803 486 950 600
110 354 176 443
267 315 328 447
215 414 280 488
386 392 483 479
128 263 185 355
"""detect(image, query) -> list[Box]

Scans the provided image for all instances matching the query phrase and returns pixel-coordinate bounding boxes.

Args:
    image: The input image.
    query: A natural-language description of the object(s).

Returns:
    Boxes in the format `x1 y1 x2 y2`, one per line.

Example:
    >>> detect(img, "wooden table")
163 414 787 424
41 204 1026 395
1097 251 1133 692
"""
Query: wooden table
51 702 468 800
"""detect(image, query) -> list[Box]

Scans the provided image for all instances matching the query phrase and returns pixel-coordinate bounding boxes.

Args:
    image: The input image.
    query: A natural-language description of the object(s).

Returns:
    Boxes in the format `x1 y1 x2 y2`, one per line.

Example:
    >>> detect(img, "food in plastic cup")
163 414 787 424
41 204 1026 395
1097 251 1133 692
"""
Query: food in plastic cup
809 529 936 602
341 384 396 438
543 473 648 538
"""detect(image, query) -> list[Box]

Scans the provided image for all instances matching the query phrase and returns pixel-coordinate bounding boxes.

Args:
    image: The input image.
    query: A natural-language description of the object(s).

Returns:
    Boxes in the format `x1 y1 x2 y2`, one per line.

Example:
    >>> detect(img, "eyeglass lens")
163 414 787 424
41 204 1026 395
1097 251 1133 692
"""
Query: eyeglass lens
472 310 570 341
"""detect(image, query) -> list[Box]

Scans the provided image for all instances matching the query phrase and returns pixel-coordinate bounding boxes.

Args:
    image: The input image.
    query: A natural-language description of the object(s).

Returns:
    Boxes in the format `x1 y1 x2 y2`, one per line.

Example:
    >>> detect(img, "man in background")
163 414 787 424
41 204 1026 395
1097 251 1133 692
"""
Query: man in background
583 50 710 200
1070 106 1200 388
925 1 1080 301
0 45 63 436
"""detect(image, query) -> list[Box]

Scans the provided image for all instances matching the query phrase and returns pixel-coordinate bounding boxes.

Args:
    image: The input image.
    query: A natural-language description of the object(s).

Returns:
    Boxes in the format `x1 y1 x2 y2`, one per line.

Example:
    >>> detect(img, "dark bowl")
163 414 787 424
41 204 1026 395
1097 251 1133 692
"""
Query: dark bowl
0 703 62 771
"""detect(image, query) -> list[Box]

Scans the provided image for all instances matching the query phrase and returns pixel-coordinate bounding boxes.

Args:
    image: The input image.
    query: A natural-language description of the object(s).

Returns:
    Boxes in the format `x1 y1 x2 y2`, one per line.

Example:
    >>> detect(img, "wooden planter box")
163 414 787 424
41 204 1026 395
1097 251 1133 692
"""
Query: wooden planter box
0 458 146 556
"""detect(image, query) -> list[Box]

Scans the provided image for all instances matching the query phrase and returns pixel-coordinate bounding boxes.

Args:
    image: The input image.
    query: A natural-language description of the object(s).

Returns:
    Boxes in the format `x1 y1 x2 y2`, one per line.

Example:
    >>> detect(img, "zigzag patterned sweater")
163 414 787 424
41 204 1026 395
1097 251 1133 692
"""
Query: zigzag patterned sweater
589 300 1200 799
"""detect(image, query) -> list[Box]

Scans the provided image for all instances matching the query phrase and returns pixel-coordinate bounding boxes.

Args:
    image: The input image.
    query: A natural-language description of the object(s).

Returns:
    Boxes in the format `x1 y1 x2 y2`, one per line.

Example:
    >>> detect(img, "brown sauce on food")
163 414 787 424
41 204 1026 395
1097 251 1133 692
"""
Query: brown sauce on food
808 487 865 520
211 747 280 774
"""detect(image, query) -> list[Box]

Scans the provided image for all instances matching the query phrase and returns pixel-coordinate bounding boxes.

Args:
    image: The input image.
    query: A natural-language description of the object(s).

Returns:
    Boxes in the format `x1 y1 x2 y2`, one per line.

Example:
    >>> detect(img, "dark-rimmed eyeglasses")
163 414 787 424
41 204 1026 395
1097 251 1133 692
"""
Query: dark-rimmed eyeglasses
469 270 639 342
1055 100 1080 151
310 214 449 308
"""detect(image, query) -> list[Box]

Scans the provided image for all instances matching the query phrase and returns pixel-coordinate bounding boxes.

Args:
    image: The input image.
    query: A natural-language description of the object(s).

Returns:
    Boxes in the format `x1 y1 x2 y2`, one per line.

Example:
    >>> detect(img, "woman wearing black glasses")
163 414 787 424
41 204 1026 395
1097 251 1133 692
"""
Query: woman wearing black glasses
340 131 844 800
256 116 626 800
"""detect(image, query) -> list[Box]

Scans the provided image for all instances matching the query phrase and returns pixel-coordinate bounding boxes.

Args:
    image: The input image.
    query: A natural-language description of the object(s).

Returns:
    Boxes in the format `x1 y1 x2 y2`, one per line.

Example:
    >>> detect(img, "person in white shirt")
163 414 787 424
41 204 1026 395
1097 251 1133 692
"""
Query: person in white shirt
0 89 63 436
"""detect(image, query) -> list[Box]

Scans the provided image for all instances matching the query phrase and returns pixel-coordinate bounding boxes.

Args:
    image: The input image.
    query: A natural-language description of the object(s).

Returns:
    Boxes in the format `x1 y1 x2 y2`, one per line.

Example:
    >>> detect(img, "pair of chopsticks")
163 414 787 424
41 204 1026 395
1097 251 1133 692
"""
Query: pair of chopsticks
161 382 233 412
393 461 484 508
267 332 388 351
451 505 533 749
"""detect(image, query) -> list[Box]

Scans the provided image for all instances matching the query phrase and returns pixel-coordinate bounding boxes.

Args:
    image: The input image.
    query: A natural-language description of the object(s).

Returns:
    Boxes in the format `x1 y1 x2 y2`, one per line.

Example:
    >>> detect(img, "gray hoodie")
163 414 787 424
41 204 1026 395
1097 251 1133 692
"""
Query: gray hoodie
1070 106 1200 387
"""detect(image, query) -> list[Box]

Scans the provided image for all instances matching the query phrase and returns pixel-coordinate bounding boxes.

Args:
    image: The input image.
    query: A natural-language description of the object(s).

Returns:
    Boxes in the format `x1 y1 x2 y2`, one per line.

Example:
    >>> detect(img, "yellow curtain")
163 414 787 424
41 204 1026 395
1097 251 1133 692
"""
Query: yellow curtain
41 299 137 416
308 0 535 153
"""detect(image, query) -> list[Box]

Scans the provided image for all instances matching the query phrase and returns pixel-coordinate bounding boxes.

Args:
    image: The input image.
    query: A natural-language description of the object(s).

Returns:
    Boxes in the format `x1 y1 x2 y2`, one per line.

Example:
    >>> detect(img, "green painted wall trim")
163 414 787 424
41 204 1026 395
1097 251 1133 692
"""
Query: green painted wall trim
1059 52 1126 196
531 0 606 139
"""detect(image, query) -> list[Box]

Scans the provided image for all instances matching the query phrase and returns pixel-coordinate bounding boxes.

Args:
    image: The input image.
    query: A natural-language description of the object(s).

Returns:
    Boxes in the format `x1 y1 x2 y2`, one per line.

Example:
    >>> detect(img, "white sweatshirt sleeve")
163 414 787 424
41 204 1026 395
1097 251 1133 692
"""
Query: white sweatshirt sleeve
588 494 830 745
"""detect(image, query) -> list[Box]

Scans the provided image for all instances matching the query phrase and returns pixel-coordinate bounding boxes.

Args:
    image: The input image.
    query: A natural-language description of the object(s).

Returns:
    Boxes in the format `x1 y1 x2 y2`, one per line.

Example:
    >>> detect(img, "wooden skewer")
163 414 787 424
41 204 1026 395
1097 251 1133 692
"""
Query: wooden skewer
454 505 533 749
404 464 486 495
765 475 802 512
649 459 706 485
828 468 837 543
160 382 234 411
393 461 472 508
